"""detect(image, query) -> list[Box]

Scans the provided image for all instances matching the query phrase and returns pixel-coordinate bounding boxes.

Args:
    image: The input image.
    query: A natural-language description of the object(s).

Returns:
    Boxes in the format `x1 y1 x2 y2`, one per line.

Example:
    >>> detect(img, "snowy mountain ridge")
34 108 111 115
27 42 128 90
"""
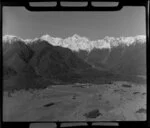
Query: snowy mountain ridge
3 34 146 52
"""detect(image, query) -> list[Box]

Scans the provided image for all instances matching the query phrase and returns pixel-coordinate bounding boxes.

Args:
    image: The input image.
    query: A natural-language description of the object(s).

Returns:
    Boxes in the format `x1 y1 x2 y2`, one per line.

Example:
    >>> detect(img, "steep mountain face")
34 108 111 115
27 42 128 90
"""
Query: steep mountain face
27 39 91 81
3 36 34 64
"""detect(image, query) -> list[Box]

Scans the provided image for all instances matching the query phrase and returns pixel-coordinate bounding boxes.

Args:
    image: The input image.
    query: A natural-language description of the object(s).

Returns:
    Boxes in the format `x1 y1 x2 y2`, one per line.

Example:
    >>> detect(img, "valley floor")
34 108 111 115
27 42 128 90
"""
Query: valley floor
3 81 146 121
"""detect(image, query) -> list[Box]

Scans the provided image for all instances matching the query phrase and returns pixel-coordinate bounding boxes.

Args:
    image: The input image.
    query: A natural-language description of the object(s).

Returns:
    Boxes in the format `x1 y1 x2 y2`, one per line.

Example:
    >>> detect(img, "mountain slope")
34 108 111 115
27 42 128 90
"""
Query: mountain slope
3 36 38 90
3 35 91 90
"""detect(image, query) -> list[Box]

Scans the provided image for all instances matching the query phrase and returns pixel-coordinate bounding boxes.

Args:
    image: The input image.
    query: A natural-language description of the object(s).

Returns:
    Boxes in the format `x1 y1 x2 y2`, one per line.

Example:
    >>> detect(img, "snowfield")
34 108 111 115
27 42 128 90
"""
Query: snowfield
3 81 146 121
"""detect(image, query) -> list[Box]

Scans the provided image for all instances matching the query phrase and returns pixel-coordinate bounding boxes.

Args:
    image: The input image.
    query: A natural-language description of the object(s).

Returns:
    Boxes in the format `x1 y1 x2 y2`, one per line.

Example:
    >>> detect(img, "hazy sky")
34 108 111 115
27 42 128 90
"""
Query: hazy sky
3 6 146 40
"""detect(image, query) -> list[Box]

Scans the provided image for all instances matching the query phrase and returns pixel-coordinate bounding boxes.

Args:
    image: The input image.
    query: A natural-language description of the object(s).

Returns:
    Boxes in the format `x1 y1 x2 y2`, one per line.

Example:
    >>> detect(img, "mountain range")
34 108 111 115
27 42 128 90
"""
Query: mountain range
3 34 146 90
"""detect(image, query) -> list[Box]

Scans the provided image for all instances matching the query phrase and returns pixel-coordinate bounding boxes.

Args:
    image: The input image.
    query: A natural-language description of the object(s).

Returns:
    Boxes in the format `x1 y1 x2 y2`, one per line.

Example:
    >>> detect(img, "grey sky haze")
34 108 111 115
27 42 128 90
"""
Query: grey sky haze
3 6 146 40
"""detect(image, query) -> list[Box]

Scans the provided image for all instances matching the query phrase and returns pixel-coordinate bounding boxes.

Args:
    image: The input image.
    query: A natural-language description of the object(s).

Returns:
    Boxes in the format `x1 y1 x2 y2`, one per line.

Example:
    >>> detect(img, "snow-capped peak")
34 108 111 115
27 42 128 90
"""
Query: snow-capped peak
135 35 146 43
72 34 82 40
40 34 62 46
3 35 22 44
41 34 52 41
3 35 39 44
